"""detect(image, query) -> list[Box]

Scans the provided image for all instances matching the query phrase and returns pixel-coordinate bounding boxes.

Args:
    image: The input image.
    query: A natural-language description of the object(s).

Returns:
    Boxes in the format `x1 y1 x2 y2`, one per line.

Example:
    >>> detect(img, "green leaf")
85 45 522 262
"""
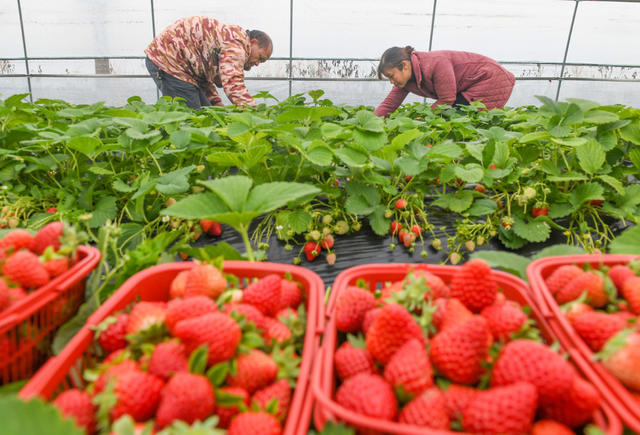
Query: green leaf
512 216 551 243
620 120 640 145
429 141 462 159
206 362 230 387
0 396 84 435
498 226 528 249
88 166 113 176
391 129 422 149
170 130 191 148
466 199 498 216
88 196 117 228
532 244 586 260
465 142 485 163
200 175 253 212
162 192 233 220
142 111 190 125
519 131 549 144
112 179 136 193
320 122 344 138
550 137 587 147
454 164 484 183
125 127 161 140
583 110 619 125
576 141 605 174
226 122 250 137
355 110 385 132
188 344 209 375
369 205 390 236
549 202 576 219
609 226 640 254
395 156 422 176
492 142 510 168
345 195 376 215
570 182 604 207
630 148 640 169
566 98 601 113
547 172 588 183
598 175 625 195
334 147 368 167
353 129 386 152
67 136 102 156
282 209 312 234
276 106 343 122
470 251 530 279
177 243 244 262
245 182 320 214
432 191 474 213
306 140 334 166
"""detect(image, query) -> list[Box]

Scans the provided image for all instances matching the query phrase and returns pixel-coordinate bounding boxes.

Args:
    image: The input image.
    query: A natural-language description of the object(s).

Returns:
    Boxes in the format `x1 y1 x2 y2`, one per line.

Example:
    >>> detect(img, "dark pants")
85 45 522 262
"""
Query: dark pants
454 93 470 107
145 57 211 110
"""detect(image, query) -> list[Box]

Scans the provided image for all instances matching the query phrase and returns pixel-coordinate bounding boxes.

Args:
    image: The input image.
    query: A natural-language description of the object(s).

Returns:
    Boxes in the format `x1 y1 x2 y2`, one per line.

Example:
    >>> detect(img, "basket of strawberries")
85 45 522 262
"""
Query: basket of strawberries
312 260 622 435
0 222 100 383
19 260 324 435
527 254 640 433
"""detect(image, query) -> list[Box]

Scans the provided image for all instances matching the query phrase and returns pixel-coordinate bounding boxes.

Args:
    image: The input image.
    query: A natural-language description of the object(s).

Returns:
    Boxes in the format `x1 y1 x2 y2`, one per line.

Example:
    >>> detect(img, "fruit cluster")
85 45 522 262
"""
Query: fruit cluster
51 266 306 435
330 259 603 434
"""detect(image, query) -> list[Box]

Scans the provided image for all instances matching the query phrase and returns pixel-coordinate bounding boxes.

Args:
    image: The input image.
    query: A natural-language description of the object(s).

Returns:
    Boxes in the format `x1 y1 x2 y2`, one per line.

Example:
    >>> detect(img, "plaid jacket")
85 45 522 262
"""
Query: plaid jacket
145 16 255 106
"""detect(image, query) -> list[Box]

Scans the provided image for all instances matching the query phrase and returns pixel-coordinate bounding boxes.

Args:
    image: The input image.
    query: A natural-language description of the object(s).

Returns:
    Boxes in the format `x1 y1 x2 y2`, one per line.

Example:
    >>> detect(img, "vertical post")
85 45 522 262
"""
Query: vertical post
288 0 293 97
428 0 437 51
556 0 579 102
150 0 159 100
16 0 32 102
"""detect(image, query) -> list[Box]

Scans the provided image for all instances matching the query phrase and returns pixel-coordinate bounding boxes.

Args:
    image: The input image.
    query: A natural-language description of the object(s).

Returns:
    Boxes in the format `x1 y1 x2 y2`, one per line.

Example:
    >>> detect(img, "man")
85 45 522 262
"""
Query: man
145 16 273 109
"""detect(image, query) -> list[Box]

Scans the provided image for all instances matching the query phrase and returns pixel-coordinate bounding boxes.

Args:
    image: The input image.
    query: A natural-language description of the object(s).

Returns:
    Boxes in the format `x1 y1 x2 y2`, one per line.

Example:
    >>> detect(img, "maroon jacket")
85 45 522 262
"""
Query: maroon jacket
375 50 515 117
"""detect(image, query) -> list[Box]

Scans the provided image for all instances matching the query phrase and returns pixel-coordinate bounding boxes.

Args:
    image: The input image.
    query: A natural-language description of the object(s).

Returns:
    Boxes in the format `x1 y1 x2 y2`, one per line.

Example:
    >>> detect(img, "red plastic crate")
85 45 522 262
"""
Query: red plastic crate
19 261 324 435
313 263 622 435
0 245 101 384
527 254 640 433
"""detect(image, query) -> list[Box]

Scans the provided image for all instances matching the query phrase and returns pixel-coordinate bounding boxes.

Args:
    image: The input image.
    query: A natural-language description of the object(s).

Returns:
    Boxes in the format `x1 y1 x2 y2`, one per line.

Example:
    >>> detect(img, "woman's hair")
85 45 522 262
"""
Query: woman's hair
247 30 272 49
377 46 415 79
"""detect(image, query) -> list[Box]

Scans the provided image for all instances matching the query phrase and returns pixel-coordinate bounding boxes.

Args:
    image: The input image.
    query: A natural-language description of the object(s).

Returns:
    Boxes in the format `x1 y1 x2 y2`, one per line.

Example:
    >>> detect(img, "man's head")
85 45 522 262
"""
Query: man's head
245 30 273 71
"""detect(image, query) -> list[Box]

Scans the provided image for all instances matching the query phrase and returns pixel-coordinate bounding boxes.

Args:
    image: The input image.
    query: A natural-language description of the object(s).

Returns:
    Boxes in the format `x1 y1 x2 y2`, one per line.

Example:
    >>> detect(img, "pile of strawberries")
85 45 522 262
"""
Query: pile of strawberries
544 259 640 395
51 265 307 435
330 259 603 434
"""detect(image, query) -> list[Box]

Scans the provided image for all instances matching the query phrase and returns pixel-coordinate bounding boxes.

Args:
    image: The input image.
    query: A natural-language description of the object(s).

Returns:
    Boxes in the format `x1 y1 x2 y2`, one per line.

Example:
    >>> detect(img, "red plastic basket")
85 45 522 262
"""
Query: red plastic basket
19 260 324 435
0 245 101 384
527 254 640 433
312 263 622 435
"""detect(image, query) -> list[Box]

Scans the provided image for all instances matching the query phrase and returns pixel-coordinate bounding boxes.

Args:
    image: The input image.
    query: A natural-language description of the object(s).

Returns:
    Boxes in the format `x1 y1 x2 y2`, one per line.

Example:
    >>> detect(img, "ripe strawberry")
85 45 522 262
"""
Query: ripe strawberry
155 372 215 428
224 303 266 331
556 270 607 307
531 420 574 435
228 411 282 435
545 264 584 296
262 317 292 345
335 373 398 422
93 359 139 394
474 184 486 194
52 389 96 433
148 341 188 380
184 264 227 299
242 274 282 317
320 234 334 250
365 303 424 365
394 199 408 209
226 349 278 393
531 206 549 217
590 199 603 207
539 376 600 428
432 297 473 332
334 285 377 332
410 225 422 236
95 313 129 353
397 229 408 244
3 250 50 289
165 295 218 334
334 340 376 381
449 259 497 313
609 264 636 292
252 379 291 421
200 219 222 236
28 221 64 254
563 301 594 324
398 389 449 431
169 270 189 299
384 338 433 401
303 241 321 261
43 257 69 278
390 221 403 235
174 312 241 365
481 300 527 342
278 279 302 309
622 276 640 314
361 307 382 334
109 368 165 422
0 229 33 253
600 330 640 391
216 386 250 428
491 339 574 406
572 311 628 352
404 269 449 300
430 316 490 385
441 384 477 421
462 382 538 435
126 301 166 335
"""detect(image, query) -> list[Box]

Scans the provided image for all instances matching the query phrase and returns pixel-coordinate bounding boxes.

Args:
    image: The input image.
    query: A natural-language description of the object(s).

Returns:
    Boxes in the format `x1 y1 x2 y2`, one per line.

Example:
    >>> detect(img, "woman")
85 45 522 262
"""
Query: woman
374 46 515 117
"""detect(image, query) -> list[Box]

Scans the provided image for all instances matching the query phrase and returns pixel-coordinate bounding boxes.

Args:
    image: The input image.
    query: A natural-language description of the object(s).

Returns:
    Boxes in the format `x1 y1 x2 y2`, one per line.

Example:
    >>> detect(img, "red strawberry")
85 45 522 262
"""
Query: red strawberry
432 297 473 332
44 257 69 278
404 269 449 300
335 373 398 422
361 307 382 334
148 341 188 380
394 199 407 209
109 368 165 422
531 420 575 435
609 264 636 292
278 279 302 309
320 234 334 250
252 379 291 421
572 311 628 352
95 313 129 353
383 338 433 401
126 301 166 335
216 386 250 428
28 221 64 254
0 229 33 253
224 303 266 331
398 388 449 429
262 317 292 345
440 384 477 421
563 301 594 324
556 270 607 307
304 241 321 261
449 259 497 313
474 184 486 194
334 340 376 381
539 376 600 428
184 264 227 300
531 206 549 217
165 296 218 334
334 285 377 332
173 312 241 365
242 274 282 317
491 339 574 406
200 219 222 236
3 250 49 288
622 276 640 314
390 221 402 235
600 330 640 391
93 359 139 394
430 316 490 385
52 389 96 433
462 382 538 435
545 265 584 296
227 349 278 393
155 372 215 428
169 270 189 299
481 300 527 342
410 225 422 236
365 303 424 365
228 411 282 435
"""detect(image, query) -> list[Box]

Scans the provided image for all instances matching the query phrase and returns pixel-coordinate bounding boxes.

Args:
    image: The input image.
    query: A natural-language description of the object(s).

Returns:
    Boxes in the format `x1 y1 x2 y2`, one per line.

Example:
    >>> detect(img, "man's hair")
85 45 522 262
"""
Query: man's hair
377 46 415 79
247 30 272 49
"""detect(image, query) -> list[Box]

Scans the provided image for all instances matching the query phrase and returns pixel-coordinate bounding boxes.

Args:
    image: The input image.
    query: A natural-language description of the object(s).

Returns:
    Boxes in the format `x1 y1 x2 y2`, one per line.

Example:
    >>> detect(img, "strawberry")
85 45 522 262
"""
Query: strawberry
404 269 449 300
590 199 603 207
609 264 636 292
304 241 321 261
228 411 282 435
474 184 486 194
200 219 222 236
109 368 164 422
365 303 424 365
545 264 584 296
481 300 527 342
335 373 398 422
183 264 227 299
440 384 477 421
262 317 292 345
432 297 473 332
334 285 377 333
394 199 407 209
278 279 302 309
491 339 574 406
361 307 382 333
531 420 574 435
155 372 215 428
539 376 600 428
43 257 69 278
600 330 640 391
390 221 403 235
429 316 490 385
169 270 189 299
126 301 166 335
52 389 96 433
531 206 549 217
462 382 538 435
226 349 278 393
28 221 64 254
398 387 449 429
572 311 628 352
622 276 640 314
563 301 594 324
148 341 188 380
334 340 376 381
556 270 607 307
0 229 33 253
173 312 241 365
216 386 249 429
383 338 433 401
252 379 291 421
224 303 266 331
95 313 129 353
46 207 57 214
3 250 49 288
166 295 218 334
242 274 282 316
93 359 139 394
449 259 497 313
320 234 334 250
410 225 422 236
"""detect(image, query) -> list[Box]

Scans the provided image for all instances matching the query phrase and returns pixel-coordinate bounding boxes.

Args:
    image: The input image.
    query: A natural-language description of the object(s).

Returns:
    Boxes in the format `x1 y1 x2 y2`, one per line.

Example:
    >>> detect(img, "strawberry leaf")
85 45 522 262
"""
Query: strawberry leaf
0 396 84 435
206 362 230 387
512 216 551 243
188 344 209 375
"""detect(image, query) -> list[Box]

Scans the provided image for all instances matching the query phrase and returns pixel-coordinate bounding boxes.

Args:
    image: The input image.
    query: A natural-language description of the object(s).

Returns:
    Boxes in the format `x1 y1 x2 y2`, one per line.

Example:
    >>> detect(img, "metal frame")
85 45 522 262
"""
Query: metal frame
3 0 640 103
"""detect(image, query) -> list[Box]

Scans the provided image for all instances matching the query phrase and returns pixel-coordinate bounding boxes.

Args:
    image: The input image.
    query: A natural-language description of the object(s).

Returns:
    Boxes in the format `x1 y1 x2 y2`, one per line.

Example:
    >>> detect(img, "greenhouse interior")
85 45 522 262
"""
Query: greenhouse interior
1 0 640 434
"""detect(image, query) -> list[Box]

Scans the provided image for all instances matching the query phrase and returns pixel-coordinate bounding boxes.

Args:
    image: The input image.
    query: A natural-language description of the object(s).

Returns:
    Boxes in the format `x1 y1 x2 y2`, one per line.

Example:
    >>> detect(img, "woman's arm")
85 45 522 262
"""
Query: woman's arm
374 86 409 117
